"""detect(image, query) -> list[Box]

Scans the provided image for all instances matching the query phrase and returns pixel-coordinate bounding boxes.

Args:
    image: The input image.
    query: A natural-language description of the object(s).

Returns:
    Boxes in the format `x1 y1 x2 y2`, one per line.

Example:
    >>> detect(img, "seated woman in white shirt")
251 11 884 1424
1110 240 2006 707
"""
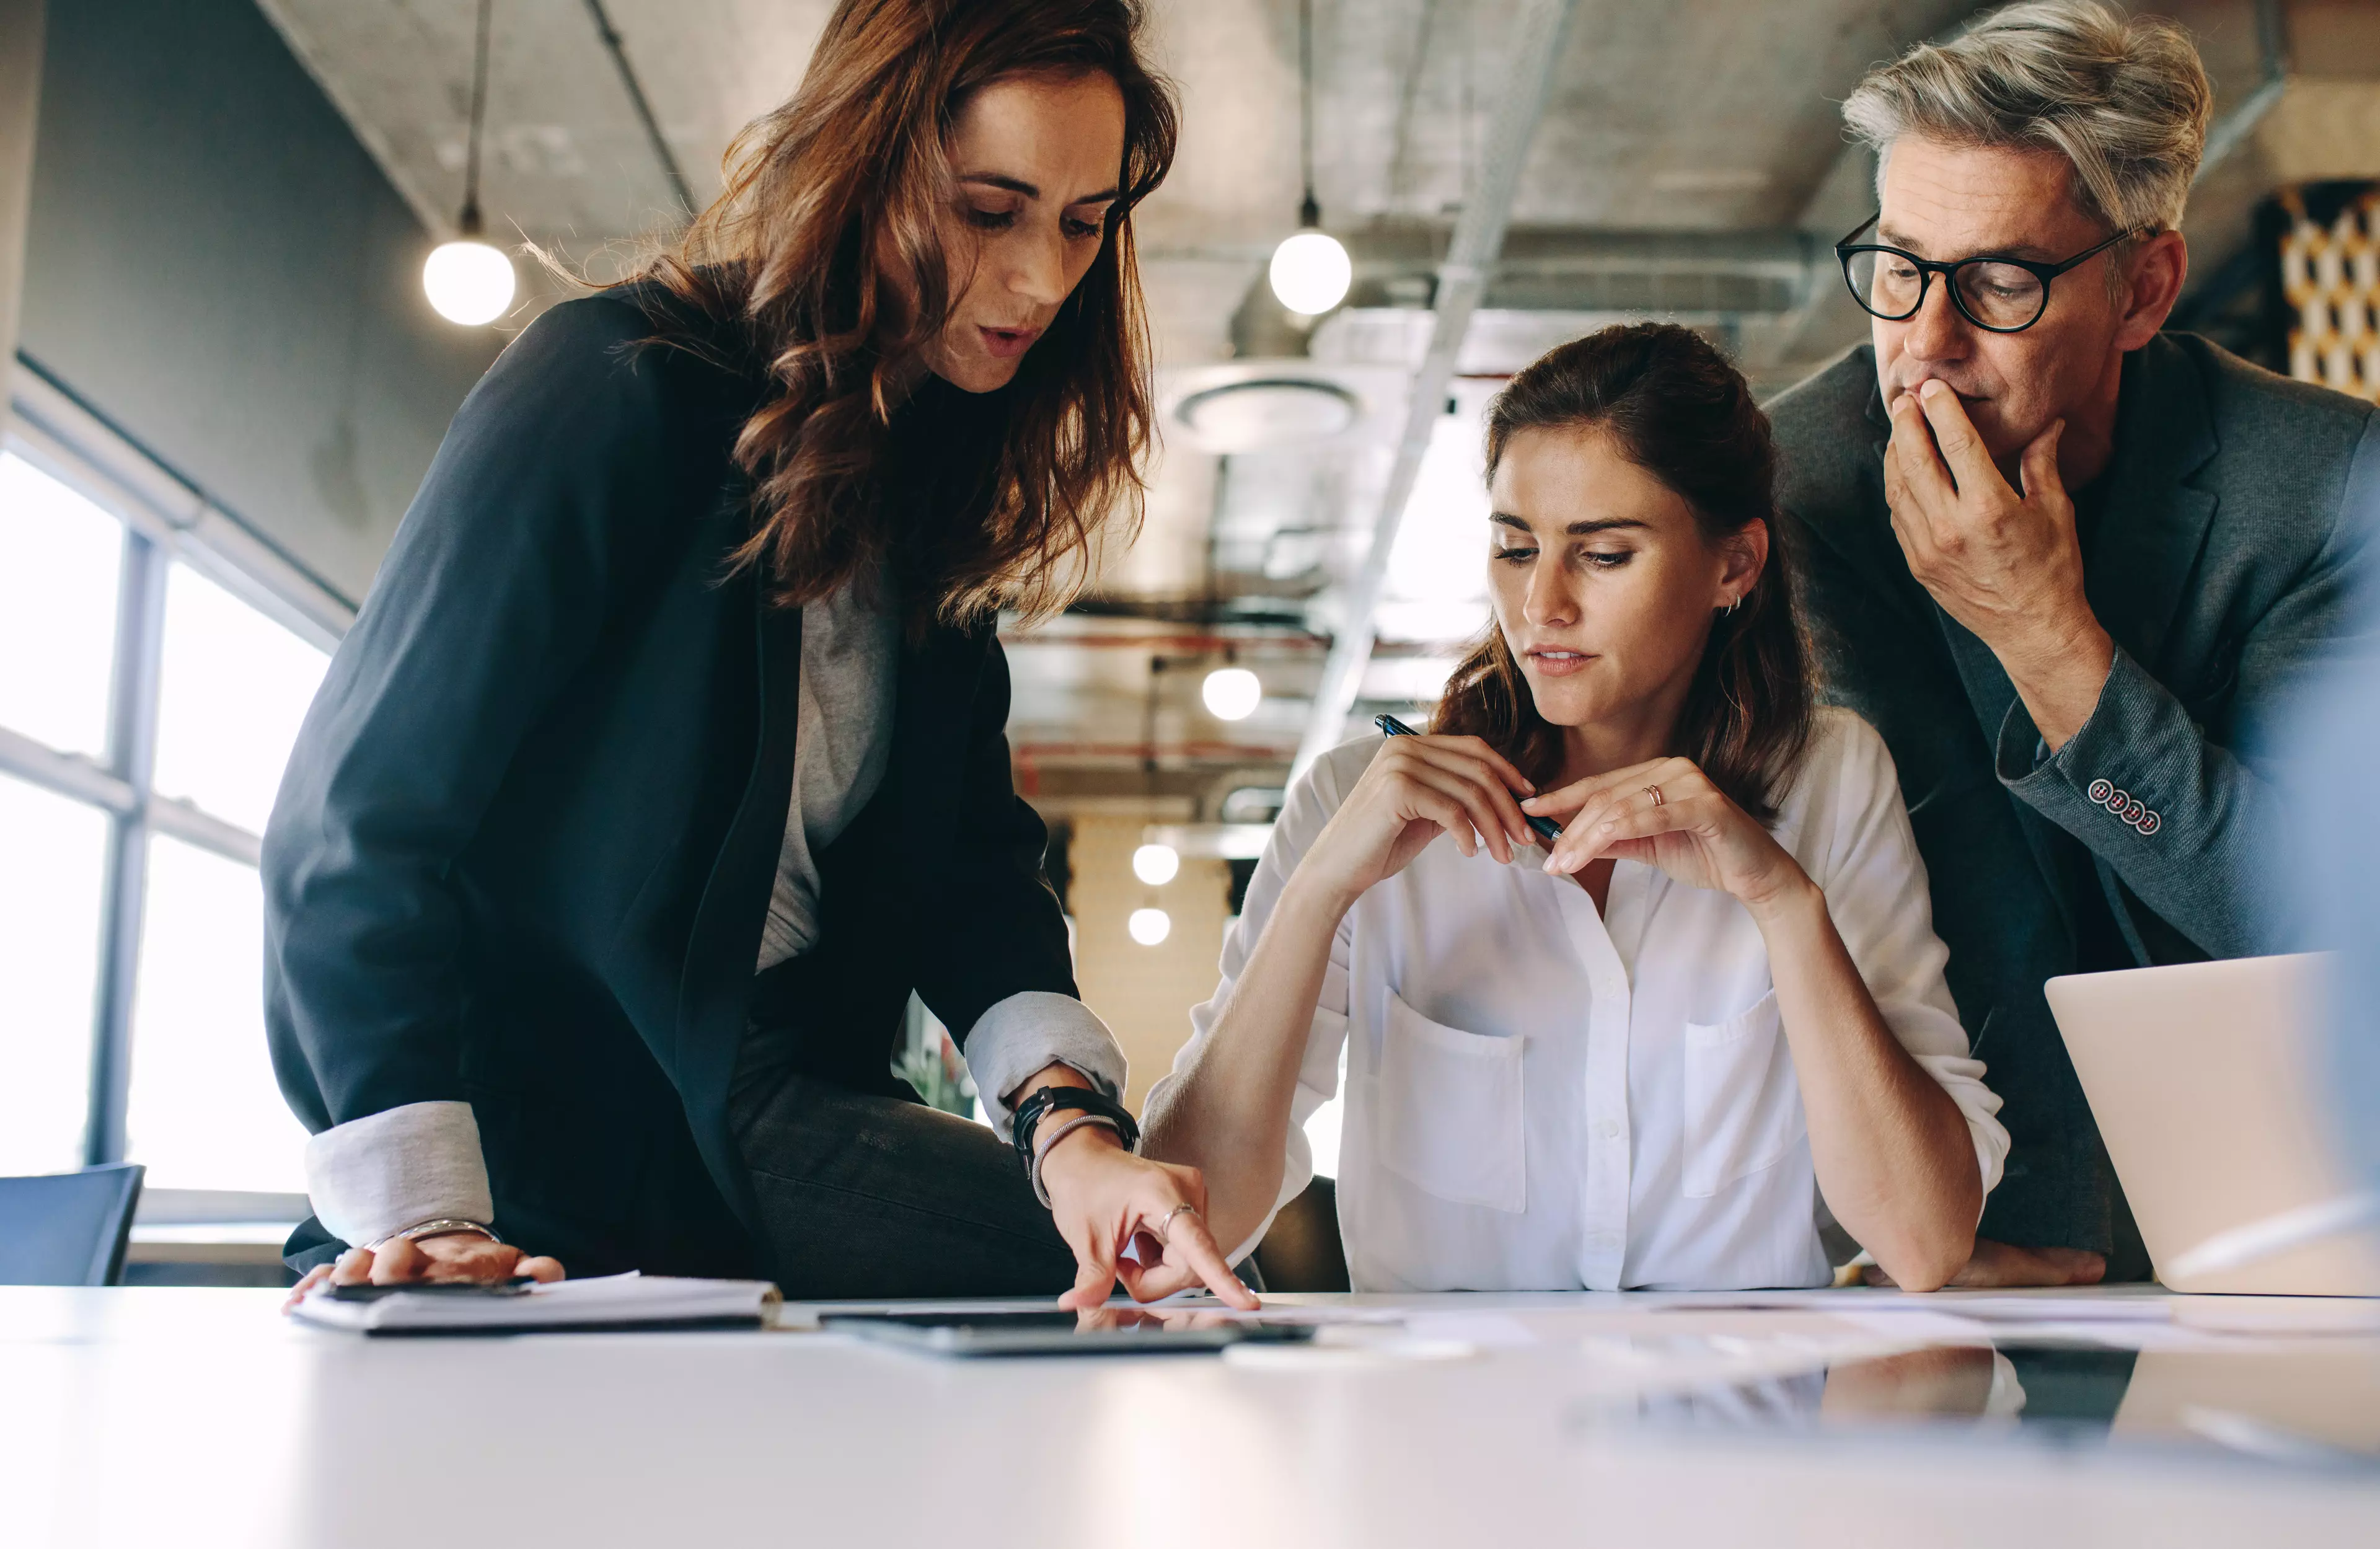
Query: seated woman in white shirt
1140 324 2008 1294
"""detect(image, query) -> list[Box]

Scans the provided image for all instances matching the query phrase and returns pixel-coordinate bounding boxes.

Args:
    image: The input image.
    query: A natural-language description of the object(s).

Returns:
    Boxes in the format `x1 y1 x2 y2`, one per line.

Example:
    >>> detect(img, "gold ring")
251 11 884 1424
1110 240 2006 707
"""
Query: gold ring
1646 784 1665 808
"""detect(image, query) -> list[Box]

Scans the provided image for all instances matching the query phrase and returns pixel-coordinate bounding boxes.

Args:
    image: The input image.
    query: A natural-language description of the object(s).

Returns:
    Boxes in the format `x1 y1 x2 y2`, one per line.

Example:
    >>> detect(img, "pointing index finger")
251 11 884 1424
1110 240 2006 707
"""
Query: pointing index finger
1171 1216 1259 1310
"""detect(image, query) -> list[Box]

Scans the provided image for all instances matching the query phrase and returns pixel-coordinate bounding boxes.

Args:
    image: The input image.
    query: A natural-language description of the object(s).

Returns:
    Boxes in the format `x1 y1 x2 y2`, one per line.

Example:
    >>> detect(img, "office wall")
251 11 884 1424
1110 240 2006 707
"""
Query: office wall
17 0 500 607
1069 815 1232 1115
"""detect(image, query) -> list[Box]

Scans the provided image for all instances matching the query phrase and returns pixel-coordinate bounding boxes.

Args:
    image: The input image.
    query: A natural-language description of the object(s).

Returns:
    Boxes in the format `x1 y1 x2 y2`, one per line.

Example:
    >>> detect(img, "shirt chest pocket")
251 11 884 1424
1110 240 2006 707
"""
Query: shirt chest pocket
1375 990 1527 1213
1681 990 1805 1199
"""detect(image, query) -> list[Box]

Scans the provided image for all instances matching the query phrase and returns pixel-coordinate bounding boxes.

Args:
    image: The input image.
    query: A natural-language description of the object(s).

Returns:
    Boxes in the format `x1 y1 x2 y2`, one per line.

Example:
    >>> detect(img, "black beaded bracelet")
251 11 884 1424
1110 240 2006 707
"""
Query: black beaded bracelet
1011 1085 1140 1180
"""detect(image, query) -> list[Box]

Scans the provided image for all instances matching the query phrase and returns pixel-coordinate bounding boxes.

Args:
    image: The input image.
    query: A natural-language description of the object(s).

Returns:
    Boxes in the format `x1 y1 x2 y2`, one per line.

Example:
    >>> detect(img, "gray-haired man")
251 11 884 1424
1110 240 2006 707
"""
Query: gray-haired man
1770 0 2379 1284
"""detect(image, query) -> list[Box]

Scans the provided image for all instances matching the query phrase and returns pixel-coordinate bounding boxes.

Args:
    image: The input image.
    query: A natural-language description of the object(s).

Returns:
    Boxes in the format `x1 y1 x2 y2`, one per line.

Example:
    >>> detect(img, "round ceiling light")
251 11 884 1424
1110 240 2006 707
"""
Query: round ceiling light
1132 842 1181 886
1201 666 1263 722
1175 378 1359 454
1128 907 1171 947
424 239 516 325
1270 228 1352 316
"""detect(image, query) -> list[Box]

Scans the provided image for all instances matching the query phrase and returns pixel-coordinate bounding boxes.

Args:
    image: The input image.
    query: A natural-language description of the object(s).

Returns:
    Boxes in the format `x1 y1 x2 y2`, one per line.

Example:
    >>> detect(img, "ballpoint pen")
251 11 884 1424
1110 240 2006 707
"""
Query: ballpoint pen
1373 713 1563 845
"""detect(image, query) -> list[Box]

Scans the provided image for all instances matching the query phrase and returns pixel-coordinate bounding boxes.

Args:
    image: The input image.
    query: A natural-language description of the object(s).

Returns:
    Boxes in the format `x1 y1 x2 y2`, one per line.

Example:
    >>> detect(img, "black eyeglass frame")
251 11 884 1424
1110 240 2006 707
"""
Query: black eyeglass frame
1833 212 2148 334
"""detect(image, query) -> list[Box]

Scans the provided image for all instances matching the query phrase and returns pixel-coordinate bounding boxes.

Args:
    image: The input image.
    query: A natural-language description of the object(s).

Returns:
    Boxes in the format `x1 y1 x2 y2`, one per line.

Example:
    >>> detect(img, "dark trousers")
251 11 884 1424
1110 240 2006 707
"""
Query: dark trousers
728 1069 1078 1300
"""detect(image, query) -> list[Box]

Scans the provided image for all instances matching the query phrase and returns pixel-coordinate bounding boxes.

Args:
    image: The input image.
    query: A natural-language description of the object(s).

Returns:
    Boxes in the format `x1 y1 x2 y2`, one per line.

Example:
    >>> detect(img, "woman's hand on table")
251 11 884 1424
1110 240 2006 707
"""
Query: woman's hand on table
1038 1124 1259 1312
1527 755 1813 917
281 1232 565 1312
1297 734 1538 907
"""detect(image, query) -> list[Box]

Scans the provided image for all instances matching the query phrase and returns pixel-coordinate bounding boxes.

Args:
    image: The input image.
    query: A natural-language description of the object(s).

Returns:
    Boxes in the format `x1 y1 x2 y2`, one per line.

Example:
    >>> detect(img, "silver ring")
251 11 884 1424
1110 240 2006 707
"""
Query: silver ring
1153 1203 1199 1245
1645 783 1665 808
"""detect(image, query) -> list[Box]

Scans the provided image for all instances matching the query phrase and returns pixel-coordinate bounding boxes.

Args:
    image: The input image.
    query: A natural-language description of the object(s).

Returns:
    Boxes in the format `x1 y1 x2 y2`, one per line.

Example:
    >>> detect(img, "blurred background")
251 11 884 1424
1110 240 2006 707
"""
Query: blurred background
3 0 2378 1278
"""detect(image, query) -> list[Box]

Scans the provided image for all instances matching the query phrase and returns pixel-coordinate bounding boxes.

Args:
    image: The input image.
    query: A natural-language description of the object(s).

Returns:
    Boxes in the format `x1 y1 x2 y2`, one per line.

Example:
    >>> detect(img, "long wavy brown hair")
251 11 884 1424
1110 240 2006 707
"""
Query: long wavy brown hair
637 0 1178 630
1434 324 1815 823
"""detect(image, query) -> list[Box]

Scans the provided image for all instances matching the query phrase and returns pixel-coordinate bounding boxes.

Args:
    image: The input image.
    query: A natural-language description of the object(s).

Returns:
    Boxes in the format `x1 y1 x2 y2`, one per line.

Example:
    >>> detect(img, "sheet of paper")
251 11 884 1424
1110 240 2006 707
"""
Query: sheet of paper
1921 1294 2171 1323
1825 1308 2000 1343
1398 1311 1541 1348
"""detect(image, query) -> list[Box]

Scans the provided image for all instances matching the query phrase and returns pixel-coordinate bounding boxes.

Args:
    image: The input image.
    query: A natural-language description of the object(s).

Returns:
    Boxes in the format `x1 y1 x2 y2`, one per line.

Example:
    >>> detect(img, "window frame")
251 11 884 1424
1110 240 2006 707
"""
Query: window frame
2 356 353 1206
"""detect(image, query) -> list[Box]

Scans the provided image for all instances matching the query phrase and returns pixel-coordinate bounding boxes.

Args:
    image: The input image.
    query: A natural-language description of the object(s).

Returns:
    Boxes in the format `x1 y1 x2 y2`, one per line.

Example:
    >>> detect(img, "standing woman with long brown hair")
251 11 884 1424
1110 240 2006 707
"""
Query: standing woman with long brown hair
1144 325 2010 1293
267 0 1253 1309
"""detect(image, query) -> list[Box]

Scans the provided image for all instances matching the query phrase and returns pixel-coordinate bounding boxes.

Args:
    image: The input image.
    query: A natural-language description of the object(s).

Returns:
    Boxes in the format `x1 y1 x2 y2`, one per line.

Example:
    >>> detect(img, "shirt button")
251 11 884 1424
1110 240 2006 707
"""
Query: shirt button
1598 1119 1621 1140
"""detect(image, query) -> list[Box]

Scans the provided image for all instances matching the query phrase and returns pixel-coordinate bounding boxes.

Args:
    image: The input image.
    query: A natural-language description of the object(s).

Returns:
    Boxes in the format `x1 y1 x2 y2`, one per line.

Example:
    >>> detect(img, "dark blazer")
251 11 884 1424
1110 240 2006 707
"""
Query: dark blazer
262 291 1079 1276
1769 333 2380 1254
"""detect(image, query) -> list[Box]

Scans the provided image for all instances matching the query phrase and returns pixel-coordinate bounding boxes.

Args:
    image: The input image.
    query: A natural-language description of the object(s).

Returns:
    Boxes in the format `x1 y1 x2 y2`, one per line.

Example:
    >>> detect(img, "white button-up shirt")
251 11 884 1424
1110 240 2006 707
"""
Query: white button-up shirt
1155 708 2009 1292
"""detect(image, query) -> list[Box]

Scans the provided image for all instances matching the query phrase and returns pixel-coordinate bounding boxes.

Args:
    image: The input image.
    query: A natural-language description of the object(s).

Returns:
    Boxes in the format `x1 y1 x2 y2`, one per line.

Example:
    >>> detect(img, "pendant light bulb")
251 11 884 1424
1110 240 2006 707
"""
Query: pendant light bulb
1201 666 1263 722
425 208 515 325
1272 1 1347 317
426 0 512 326
1270 223 1351 316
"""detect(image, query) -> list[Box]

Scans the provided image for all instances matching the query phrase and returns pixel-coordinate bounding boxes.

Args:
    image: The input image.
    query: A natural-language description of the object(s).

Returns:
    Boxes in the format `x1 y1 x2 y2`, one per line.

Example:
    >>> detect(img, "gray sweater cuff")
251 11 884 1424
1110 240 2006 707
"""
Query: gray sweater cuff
962 991 1128 1142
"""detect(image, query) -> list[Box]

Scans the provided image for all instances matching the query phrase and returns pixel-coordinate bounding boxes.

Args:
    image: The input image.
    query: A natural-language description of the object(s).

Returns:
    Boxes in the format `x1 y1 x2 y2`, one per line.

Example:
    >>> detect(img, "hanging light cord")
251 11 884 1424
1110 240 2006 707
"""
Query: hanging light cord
1298 0 1320 226
458 0 492 235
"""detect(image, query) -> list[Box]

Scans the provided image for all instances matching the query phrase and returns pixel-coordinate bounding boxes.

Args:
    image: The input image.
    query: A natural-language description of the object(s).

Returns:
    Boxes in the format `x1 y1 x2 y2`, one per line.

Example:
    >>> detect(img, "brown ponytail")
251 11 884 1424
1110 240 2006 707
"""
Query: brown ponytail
1433 323 1814 824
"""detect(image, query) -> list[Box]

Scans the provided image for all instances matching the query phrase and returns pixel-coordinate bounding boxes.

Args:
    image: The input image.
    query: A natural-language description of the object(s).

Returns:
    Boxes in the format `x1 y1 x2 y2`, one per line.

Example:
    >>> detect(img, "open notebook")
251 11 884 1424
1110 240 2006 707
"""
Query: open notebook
291 1271 780 1335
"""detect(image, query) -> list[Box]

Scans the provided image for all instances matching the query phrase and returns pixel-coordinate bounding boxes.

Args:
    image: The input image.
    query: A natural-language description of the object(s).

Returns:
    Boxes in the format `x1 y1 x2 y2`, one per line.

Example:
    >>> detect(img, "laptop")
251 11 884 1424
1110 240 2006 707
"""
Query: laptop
2045 953 2380 1295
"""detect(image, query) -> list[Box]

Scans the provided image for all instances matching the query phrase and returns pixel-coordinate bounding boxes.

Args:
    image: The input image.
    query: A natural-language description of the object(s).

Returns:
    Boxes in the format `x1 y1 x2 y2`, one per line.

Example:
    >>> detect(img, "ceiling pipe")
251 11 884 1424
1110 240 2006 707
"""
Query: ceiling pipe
1148 226 1817 285
1292 0 1584 776
582 0 695 218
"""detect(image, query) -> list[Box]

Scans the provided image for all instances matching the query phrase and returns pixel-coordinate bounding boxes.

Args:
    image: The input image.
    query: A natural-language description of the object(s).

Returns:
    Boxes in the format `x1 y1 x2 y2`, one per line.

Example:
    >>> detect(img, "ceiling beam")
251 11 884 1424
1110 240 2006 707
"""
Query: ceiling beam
2195 0 2289 189
0 0 45 439
1292 0 1584 775
583 0 695 218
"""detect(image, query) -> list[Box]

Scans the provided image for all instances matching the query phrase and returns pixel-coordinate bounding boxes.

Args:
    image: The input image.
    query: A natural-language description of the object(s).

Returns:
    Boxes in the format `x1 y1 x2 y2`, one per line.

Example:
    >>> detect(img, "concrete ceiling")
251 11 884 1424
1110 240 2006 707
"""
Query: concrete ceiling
254 0 2380 807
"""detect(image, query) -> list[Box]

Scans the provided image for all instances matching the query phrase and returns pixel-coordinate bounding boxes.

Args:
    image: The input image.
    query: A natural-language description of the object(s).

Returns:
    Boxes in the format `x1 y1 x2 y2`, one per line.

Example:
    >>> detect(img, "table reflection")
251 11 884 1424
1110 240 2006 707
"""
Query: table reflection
1659 1339 2380 1470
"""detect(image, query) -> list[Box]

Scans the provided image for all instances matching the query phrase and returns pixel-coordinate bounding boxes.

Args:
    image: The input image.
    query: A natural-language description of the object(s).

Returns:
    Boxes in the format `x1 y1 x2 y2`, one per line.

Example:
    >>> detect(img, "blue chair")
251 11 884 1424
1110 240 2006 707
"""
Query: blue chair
0 1163 146 1286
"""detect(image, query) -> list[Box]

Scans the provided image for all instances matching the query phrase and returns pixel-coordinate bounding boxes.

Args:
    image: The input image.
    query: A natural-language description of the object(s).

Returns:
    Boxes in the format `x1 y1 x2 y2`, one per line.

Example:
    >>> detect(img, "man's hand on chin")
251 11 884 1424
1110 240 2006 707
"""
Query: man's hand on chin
1882 379 2114 751
1862 1237 2108 1289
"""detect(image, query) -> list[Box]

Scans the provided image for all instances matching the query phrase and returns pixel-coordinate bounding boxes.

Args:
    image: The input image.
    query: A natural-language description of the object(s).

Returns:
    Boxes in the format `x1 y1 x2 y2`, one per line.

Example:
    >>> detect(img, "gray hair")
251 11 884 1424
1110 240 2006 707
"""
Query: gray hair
1843 0 2214 239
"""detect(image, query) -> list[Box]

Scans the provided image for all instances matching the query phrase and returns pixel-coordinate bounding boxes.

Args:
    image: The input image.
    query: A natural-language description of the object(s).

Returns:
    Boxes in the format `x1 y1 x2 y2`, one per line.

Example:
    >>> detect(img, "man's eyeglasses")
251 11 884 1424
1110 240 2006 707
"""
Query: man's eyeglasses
1835 213 2146 334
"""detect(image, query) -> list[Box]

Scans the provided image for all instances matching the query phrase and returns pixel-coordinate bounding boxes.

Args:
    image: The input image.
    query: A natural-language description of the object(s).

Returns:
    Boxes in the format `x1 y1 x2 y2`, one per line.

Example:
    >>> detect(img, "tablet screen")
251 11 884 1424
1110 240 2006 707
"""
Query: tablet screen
819 1307 1316 1357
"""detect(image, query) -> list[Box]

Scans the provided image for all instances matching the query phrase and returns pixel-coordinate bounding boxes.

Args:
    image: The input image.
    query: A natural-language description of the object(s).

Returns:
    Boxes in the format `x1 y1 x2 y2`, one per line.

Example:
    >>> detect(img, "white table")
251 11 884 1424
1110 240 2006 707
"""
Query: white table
7 1286 2378 1548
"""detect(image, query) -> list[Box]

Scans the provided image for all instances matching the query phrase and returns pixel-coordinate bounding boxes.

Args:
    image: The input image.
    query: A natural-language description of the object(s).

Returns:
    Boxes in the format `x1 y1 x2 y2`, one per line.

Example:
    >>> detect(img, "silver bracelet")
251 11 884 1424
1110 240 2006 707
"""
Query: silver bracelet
369 1217 503 1251
1029 1114 1121 1208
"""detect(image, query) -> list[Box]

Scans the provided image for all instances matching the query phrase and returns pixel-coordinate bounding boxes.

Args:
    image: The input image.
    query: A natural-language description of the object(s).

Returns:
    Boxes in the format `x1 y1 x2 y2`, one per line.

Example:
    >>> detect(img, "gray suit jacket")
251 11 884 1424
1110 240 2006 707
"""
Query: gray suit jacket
1769 333 2380 1253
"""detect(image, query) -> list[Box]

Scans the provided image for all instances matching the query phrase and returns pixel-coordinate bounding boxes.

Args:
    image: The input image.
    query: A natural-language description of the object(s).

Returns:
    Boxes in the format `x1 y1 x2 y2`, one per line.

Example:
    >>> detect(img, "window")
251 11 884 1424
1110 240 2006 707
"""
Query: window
152 561 330 835
0 774 109 1175
0 421 343 1203
0 452 120 759
125 836 312 1191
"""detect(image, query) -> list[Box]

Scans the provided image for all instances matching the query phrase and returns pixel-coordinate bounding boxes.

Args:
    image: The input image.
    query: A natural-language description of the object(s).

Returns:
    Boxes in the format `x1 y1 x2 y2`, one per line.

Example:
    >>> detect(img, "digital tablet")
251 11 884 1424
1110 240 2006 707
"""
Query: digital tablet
818 1307 1319 1358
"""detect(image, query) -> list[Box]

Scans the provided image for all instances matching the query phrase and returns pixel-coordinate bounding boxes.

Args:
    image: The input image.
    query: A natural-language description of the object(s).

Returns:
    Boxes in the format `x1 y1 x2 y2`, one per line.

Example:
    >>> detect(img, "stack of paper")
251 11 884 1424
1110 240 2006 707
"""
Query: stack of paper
291 1271 780 1336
